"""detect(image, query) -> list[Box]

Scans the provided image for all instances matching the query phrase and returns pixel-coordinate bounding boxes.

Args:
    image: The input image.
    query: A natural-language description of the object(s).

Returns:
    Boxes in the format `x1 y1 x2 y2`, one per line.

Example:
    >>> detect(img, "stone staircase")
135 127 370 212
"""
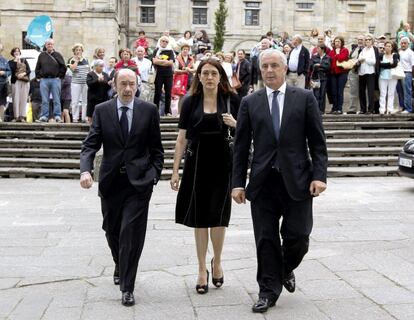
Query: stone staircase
0 114 413 180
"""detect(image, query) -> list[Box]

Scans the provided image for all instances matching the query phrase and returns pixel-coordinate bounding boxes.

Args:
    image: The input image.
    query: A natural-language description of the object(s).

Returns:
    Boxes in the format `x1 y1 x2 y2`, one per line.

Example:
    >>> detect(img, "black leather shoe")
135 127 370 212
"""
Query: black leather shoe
283 271 296 293
211 258 224 288
252 297 276 313
113 265 120 285
121 291 135 306
196 270 209 294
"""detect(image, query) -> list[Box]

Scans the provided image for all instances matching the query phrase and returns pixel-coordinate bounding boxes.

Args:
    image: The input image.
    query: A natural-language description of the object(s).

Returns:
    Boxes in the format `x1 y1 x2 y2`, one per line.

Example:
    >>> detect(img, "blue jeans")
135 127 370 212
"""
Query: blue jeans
40 78 62 119
330 73 348 112
403 72 413 112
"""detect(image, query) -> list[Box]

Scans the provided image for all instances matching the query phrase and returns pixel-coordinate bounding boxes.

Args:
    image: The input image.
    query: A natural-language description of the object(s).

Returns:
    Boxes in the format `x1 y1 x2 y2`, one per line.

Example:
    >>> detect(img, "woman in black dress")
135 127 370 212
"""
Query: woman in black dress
170 58 239 294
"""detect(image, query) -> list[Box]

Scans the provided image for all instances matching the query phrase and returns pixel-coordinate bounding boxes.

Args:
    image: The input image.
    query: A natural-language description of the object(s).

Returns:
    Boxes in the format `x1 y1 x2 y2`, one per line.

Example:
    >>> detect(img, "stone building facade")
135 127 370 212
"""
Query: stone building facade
0 0 413 59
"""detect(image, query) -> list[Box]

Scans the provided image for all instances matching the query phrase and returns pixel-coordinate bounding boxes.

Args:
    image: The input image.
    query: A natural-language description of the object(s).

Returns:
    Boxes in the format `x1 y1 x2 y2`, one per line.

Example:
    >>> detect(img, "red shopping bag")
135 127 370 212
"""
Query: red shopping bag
172 73 188 96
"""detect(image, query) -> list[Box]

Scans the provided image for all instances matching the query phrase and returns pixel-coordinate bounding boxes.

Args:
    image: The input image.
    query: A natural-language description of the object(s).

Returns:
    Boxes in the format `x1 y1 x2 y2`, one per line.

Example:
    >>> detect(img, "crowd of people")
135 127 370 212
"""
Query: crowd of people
0 24 413 123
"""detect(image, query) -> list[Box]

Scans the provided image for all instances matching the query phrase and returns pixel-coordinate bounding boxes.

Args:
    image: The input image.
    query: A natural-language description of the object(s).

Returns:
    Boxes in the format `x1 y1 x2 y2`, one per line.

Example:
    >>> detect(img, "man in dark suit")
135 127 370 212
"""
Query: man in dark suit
286 34 310 88
232 49 327 313
80 69 164 306
236 49 251 98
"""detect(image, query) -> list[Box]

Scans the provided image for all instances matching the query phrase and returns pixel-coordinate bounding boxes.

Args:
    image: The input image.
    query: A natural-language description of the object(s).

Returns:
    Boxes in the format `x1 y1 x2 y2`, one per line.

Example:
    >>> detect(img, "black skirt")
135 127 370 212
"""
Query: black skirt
175 113 232 228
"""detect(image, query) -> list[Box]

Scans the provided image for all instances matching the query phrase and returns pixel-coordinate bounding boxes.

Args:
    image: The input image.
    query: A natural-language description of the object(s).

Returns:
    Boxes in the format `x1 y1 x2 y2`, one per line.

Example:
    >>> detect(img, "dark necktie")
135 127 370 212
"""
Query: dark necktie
120 106 129 143
271 91 280 141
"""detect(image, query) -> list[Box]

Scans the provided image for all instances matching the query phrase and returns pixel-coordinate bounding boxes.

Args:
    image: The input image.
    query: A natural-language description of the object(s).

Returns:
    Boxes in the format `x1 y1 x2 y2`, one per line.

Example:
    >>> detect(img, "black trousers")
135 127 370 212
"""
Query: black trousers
313 79 328 113
100 173 151 292
154 73 173 114
359 74 376 113
250 170 313 300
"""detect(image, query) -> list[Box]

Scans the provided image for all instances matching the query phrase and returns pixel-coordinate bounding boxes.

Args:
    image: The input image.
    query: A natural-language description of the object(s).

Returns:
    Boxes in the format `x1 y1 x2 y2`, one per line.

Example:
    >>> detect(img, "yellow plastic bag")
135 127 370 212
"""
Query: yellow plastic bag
26 102 33 123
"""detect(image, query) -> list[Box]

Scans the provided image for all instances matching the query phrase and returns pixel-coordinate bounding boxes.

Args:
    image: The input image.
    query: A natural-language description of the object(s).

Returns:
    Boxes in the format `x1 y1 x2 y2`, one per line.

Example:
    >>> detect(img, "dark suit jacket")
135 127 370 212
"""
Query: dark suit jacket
232 85 328 202
80 97 164 198
287 46 310 76
237 59 251 86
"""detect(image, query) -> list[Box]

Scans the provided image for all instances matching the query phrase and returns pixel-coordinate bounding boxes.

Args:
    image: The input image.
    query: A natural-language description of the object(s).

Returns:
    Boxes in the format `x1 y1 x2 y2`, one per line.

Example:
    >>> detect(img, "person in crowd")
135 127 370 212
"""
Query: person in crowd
309 28 319 55
399 37 414 113
35 38 67 122
251 39 272 91
156 30 178 52
282 43 293 57
309 44 331 114
328 36 349 114
60 70 72 123
134 30 149 55
286 34 310 89
235 49 251 98
397 23 414 48
195 30 212 56
231 49 327 313
324 29 334 50
133 46 153 102
29 78 41 121
278 31 291 47
311 35 330 56
356 34 379 115
177 31 194 54
347 35 364 114
378 41 399 114
153 36 175 115
8 47 30 122
217 52 233 87
105 57 117 76
265 31 279 49
0 44 11 122
80 68 164 307
86 59 110 123
170 58 239 295
68 43 90 123
115 48 139 75
174 44 195 112
91 48 106 69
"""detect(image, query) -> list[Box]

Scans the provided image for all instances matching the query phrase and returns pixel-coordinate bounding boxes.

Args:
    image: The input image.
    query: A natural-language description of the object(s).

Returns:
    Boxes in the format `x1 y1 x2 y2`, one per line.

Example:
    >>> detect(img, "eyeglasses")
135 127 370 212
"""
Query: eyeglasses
161 40 169 43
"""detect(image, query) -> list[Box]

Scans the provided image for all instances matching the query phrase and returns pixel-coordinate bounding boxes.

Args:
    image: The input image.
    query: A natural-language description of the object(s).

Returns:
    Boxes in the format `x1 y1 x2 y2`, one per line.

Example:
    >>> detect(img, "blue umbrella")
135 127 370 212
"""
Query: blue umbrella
26 15 54 49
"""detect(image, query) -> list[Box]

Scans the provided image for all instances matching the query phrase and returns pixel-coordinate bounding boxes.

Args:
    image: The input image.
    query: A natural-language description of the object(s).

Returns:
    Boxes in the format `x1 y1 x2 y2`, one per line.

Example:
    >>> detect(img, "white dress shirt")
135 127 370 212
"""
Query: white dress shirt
266 82 286 126
117 98 133 132
358 47 376 76
288 45 302 72
133 57 152 82
399 48 414 72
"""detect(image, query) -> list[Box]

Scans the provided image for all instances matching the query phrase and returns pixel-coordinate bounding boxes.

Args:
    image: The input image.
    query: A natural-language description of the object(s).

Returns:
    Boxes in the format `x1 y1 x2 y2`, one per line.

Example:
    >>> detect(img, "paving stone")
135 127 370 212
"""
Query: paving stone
298 279 362 300
383 303 414 320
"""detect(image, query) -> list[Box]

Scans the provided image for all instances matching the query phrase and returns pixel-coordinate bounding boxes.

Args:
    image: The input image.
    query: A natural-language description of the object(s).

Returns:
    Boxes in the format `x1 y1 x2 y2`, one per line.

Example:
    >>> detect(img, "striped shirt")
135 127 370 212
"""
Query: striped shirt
68 57 90 84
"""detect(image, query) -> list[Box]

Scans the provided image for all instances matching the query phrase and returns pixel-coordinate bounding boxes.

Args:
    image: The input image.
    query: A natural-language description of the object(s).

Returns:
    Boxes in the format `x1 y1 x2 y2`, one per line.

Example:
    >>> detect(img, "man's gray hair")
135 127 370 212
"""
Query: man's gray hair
401 36 411 44
293 34 303 42
259 49 287 69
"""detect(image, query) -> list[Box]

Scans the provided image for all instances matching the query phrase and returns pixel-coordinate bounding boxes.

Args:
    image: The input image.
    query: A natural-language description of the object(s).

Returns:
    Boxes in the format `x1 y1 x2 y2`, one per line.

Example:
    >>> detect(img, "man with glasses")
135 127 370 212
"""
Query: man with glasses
399 37 414 113
152 36 175 115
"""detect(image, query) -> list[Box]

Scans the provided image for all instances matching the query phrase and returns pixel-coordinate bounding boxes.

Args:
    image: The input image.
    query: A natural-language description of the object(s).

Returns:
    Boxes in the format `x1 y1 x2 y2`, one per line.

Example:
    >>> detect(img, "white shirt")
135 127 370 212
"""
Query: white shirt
133 57 152 82
399 48 414 72
266 82 286 126
117 98 133 132
358 47 376 76
288 45 302 72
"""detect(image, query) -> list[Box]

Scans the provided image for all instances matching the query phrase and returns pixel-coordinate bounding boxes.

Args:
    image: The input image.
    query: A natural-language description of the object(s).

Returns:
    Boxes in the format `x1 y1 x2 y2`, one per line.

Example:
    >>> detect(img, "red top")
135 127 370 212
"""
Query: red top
115 60 140 76
134 38 149 54
328 47 350 74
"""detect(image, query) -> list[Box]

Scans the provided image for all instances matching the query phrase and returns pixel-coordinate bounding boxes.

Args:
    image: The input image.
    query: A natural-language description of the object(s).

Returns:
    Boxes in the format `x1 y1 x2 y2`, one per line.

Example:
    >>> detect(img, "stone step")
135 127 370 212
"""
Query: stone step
0 167 79 179
324 129 414 139
0 148 80 158
321 114 414 122
326 138 409 147
323 121 414 130
0 139 82 149
327 147 401 157
0 157 79 169
327 166 398 177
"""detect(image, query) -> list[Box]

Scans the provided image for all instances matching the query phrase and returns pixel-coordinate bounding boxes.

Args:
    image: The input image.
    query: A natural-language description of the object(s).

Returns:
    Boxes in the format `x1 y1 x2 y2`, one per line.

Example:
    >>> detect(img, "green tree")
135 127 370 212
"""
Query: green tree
213 0 228 52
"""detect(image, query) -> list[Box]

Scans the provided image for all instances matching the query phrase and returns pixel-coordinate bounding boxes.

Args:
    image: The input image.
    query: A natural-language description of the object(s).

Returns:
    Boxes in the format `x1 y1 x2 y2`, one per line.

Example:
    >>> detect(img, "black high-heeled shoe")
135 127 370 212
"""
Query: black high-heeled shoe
196 270 209 294
211 258 224 288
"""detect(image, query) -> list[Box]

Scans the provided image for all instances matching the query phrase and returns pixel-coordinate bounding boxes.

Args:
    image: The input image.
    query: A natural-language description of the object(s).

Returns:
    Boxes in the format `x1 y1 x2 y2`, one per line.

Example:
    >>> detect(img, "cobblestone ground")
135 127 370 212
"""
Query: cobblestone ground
0 177 413 320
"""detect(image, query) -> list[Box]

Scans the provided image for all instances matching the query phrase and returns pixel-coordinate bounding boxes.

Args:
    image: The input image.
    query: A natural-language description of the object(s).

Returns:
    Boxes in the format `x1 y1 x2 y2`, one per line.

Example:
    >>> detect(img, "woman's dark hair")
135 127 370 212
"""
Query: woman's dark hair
237 49 246 55
118 48 132 59
138 30 145 36
385 41 398 53
184 30 192 38
10 47 21 56
266 31 273 37
334 36 345 48
199 30 209 41
318 44 327 52
189 58 235 96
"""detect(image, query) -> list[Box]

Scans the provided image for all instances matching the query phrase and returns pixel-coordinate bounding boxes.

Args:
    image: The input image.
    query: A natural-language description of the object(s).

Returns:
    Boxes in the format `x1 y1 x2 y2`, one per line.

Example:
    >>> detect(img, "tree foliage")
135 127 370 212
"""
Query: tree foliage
213 0 228 52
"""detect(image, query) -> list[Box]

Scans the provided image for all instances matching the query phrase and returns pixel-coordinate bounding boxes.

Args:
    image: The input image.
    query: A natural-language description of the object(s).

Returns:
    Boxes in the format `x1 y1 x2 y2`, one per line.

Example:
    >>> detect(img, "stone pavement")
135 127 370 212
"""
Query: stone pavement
0 177 413 320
